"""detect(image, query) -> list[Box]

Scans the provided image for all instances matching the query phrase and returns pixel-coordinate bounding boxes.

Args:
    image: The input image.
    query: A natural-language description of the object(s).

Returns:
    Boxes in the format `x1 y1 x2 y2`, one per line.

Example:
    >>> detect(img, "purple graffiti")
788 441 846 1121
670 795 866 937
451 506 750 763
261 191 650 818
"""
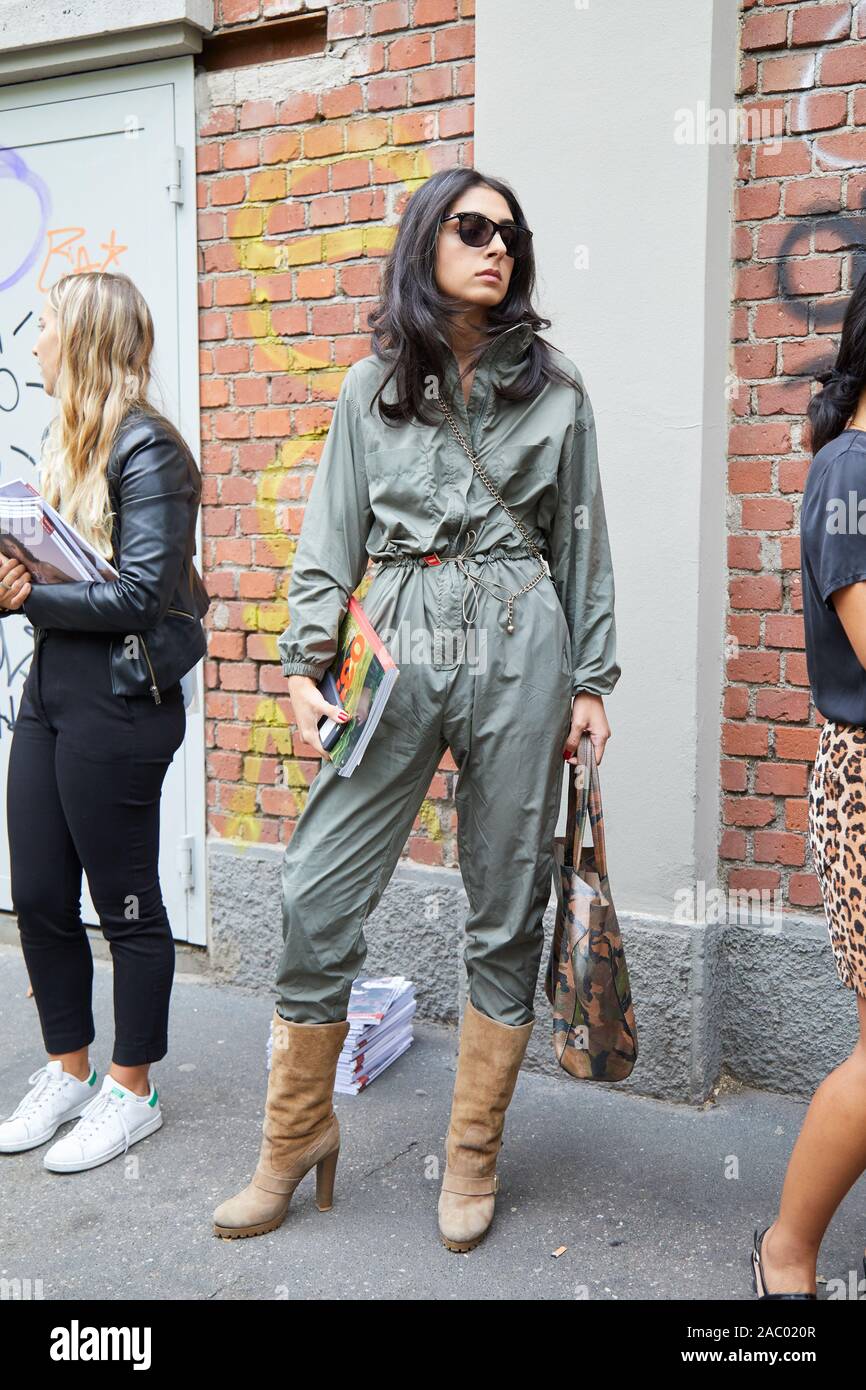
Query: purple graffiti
0 147 50 292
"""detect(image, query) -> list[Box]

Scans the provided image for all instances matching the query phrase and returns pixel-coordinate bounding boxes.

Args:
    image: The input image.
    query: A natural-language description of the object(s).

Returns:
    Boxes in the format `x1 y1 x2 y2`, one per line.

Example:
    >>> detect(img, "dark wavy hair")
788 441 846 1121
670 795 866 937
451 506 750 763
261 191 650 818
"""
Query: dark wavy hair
807 269 866 456
365 168 584 426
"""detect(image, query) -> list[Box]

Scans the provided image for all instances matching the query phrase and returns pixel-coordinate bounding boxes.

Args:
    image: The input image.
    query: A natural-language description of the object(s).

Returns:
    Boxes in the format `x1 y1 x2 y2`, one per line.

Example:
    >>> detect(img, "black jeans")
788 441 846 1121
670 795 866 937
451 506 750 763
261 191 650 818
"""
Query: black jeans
7 629 186 1066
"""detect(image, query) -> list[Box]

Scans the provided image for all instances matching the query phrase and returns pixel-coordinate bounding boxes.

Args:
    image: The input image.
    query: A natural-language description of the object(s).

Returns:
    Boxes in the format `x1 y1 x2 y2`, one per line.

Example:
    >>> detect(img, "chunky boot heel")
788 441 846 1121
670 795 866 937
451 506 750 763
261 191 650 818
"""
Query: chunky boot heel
315 1145 340 1211
213 1010 349 1240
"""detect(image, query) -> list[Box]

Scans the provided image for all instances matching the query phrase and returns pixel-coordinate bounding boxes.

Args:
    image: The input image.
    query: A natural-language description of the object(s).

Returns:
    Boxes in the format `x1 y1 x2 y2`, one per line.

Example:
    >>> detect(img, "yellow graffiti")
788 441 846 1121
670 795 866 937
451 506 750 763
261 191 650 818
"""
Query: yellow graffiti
218 141 436 848
417 798 443 842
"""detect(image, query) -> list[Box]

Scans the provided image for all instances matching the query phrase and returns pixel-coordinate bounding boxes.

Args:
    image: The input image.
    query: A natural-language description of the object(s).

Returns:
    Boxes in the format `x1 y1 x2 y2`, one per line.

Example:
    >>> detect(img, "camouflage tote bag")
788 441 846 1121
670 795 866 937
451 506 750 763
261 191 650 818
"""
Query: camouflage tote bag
544 733 638 1081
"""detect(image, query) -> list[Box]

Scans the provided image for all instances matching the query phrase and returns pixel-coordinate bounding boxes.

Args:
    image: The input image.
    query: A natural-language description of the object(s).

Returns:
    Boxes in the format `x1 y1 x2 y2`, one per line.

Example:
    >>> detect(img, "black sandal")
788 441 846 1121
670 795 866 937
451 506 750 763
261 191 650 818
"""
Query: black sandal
751 1226 817 1300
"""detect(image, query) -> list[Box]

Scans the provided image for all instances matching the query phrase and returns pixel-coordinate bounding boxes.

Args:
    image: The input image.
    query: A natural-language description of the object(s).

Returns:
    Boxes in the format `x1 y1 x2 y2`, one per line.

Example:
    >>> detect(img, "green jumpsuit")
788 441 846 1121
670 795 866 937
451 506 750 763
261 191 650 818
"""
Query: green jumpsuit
275 320 620 1025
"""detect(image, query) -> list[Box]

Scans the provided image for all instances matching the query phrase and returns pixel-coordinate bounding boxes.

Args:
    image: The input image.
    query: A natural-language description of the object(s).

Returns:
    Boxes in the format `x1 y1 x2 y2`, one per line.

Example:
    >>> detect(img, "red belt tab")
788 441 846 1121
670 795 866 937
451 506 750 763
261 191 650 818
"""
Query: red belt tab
423 554 442 566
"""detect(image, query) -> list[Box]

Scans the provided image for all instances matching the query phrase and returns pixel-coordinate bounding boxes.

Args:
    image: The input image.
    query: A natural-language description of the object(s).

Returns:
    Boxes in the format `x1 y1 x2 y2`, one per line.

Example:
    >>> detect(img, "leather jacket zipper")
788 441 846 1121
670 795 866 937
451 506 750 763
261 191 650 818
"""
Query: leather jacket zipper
140 635 161 705
138 607 197 703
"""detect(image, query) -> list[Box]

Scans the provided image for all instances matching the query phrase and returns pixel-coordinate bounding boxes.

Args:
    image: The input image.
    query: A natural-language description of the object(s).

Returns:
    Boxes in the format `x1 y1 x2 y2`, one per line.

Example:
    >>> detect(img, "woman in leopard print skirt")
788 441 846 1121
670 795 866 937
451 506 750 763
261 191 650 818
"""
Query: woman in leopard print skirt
809 723 866 999
752 276 866 1301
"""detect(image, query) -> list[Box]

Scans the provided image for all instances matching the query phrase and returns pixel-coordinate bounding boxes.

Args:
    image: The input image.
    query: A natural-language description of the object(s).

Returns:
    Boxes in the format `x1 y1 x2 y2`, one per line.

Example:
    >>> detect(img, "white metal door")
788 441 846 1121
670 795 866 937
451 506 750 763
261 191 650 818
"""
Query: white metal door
0 57 207 944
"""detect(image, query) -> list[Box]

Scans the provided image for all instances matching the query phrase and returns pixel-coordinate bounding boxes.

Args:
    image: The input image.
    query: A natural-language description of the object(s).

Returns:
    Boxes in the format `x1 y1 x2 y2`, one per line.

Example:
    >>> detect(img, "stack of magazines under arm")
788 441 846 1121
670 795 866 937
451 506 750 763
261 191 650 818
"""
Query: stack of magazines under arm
315 596 398 778
0 478 119 583
266 975 416 1094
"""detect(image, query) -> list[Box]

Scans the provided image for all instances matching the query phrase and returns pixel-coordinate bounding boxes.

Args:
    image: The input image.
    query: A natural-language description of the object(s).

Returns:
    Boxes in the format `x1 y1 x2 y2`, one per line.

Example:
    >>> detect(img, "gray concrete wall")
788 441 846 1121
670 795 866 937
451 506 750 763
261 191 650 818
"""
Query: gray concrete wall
201 847 860 1102
4 849 857 1102
0 0 213 83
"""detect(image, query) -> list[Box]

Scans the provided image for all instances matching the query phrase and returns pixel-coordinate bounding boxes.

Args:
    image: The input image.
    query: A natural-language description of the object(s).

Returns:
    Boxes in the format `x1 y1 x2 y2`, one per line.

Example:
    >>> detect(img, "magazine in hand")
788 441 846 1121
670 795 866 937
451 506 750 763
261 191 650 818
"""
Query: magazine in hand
0 478 119 584
316 594 399 778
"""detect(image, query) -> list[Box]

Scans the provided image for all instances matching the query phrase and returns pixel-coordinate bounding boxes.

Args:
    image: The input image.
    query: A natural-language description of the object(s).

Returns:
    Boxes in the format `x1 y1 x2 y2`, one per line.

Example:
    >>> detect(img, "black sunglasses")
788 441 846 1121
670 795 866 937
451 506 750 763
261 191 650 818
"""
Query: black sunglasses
439 211 533 259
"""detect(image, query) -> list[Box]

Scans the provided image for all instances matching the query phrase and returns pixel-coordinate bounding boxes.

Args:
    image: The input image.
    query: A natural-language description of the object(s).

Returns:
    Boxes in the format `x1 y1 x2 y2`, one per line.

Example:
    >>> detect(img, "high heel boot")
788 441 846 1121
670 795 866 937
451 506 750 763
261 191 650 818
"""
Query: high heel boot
438 998 534 1252
213 1008 349 1239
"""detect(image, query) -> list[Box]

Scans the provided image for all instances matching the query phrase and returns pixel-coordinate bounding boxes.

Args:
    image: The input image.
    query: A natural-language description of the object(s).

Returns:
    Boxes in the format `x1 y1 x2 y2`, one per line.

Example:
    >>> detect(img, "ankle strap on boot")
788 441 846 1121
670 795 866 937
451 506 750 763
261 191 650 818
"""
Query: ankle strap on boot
252 1168 303 1196
441 1168 500 1196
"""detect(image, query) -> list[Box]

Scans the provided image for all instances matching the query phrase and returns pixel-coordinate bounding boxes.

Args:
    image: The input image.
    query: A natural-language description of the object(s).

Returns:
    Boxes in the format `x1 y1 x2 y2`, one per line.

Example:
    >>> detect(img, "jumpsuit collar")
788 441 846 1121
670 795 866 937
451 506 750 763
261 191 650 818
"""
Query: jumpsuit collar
440 319 535 409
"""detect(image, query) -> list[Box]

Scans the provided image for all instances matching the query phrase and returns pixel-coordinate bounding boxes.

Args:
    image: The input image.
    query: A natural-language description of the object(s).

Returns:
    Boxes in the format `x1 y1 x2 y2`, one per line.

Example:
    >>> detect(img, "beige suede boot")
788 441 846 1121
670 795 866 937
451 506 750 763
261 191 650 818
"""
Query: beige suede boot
213 1008 350 1239
438 998 534 1252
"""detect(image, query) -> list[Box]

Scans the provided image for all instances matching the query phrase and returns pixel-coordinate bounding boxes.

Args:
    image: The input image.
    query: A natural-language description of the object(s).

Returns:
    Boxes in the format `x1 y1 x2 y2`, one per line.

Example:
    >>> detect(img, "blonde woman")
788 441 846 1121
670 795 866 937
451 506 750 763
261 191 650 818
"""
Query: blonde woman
0 271 209 1173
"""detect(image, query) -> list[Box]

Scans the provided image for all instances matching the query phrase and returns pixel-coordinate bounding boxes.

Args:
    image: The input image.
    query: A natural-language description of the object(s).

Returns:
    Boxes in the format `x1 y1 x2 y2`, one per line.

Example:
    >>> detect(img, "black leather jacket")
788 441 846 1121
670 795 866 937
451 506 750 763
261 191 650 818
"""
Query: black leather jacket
18 408 211 704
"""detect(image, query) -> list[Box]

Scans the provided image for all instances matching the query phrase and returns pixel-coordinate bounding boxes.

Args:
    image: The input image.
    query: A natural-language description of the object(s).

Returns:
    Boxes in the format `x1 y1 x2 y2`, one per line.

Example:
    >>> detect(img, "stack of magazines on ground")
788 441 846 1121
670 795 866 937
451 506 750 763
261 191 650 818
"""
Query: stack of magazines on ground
336 975 416 1094
266 975 416 1094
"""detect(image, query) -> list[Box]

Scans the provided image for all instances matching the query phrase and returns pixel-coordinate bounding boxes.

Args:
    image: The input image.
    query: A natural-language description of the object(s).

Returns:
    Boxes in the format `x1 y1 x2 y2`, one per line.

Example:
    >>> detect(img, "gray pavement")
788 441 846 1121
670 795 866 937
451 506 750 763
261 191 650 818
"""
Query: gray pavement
1 943 864 1302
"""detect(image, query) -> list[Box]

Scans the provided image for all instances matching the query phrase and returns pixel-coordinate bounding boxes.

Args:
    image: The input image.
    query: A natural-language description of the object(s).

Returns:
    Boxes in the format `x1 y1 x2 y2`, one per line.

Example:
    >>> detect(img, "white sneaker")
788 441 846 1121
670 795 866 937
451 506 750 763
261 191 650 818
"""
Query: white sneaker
0 1060 99 1153
43 1075 162 1173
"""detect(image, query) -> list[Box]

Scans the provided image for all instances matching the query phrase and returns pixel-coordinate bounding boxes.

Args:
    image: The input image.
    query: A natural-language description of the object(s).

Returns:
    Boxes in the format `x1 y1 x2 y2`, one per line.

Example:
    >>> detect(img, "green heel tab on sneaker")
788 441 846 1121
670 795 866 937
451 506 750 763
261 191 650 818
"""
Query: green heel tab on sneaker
148 1087 158 1108
87 1068 97 1086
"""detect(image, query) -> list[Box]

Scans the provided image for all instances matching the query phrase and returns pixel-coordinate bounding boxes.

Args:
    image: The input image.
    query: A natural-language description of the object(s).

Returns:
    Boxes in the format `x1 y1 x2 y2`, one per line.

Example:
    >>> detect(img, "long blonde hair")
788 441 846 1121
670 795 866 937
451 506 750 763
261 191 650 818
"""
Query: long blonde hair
40 271 189 561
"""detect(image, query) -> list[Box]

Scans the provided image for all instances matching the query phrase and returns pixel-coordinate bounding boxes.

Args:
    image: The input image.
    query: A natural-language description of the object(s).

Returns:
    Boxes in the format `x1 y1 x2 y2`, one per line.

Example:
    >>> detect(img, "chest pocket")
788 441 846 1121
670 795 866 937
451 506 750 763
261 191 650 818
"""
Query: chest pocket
477 441 559 507
363 446 437 532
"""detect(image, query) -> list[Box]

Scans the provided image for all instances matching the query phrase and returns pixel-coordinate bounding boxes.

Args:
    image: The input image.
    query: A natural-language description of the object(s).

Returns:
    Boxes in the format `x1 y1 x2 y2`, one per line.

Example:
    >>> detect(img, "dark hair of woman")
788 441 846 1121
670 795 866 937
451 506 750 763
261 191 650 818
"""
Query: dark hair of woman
807 268 866 457
365 167 586 427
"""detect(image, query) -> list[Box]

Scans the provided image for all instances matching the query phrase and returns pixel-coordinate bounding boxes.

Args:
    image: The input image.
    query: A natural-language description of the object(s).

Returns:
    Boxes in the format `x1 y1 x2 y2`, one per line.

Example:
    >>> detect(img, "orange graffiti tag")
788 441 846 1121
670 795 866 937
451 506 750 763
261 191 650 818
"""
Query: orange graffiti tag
38 227 128 292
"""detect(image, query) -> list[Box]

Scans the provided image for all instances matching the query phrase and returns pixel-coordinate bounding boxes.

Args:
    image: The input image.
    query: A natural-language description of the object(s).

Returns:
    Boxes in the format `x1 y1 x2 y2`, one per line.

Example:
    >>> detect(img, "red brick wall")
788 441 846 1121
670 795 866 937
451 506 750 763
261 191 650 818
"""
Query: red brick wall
725 0 866 910
196 0 475 855
197 0 853 911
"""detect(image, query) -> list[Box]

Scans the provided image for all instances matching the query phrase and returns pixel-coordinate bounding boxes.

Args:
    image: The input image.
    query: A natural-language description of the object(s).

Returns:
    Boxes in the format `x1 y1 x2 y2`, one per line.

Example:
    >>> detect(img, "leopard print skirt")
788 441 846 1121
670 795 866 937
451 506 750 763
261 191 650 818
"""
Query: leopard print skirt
807 720 866 999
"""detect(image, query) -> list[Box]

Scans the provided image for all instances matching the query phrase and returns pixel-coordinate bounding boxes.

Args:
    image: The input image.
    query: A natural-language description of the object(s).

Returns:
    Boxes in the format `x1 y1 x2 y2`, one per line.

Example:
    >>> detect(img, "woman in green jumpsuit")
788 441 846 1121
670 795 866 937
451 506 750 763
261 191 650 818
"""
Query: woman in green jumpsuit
213 168 621 1249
